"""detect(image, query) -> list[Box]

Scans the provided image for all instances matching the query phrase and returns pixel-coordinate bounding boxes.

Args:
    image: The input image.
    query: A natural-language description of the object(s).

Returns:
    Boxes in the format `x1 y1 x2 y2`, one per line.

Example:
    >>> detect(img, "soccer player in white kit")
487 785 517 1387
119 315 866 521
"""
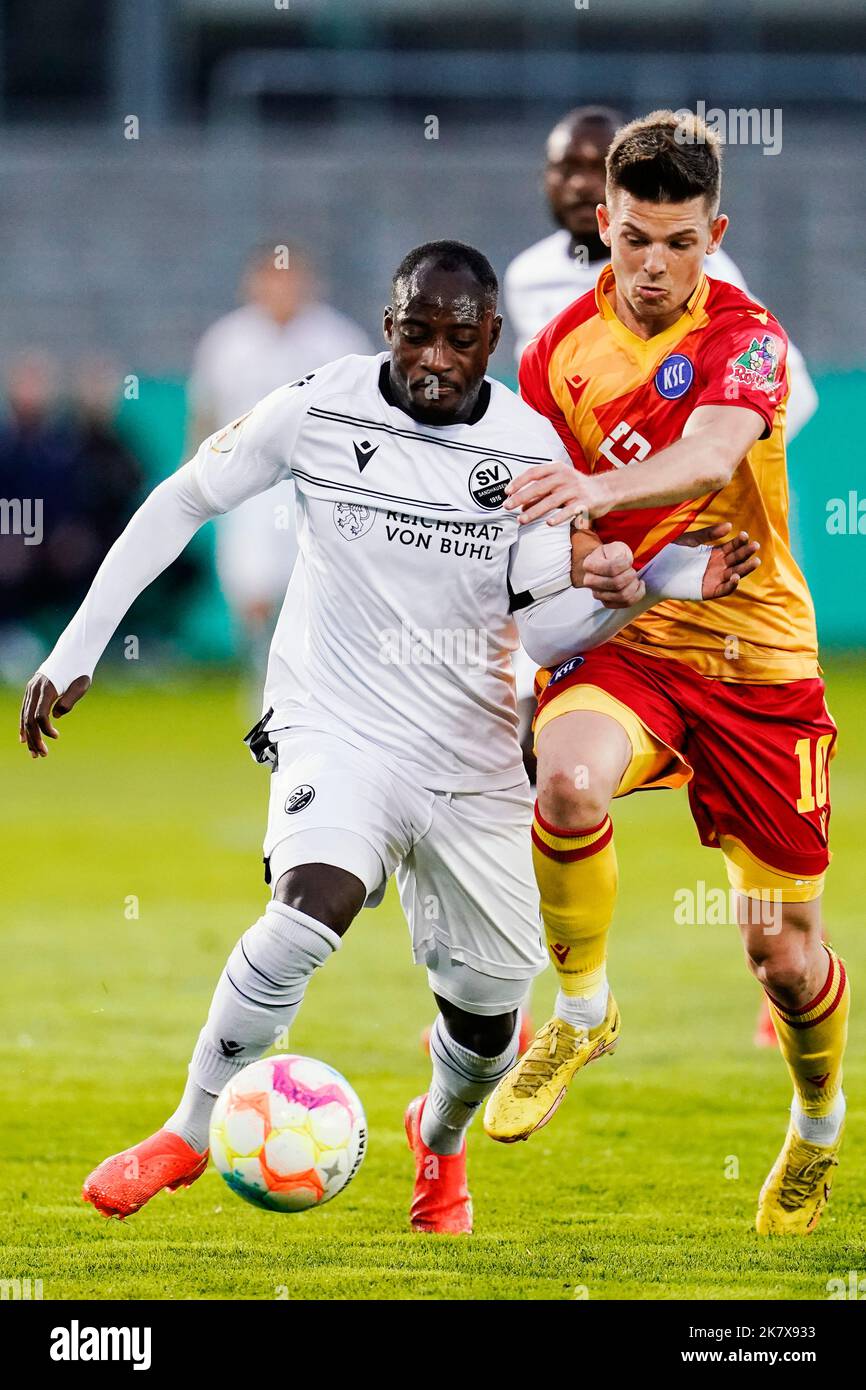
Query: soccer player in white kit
20 242 757 1234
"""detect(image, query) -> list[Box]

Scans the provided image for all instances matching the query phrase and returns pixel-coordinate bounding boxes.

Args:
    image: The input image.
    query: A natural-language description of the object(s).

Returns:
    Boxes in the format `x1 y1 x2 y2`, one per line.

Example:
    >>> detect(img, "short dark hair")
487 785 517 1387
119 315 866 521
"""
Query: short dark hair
391 240 498 311
606 109 722 213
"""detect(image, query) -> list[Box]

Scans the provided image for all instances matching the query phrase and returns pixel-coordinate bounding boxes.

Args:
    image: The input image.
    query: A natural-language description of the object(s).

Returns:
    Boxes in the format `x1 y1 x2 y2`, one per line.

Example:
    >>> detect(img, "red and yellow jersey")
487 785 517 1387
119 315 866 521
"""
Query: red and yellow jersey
519 264 818 684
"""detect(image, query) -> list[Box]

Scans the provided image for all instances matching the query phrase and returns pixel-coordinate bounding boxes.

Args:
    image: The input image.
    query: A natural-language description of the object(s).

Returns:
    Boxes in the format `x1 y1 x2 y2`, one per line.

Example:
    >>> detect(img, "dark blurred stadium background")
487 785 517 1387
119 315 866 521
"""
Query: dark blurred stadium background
1 0 864 680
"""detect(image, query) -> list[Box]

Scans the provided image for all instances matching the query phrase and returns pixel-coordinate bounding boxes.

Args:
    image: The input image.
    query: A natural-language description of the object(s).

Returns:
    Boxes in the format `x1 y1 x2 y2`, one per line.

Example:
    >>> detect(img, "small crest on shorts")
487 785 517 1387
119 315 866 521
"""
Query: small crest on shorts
285 784 315 815
333 501 375 540
547 655 585 688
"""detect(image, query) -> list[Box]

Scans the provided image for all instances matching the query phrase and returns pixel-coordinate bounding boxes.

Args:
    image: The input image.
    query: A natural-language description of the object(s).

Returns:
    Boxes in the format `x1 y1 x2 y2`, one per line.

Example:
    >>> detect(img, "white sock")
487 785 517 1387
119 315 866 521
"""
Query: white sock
421 1014 520 1156
164 902 340 1151
791 1090 846 1146
555 975 609 1032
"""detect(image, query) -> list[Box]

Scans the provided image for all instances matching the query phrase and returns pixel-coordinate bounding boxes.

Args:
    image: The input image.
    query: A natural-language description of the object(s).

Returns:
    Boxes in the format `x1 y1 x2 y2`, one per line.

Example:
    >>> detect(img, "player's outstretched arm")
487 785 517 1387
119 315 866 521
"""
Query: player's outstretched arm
19 381 306 758
18 464 219 757
505 404 765 527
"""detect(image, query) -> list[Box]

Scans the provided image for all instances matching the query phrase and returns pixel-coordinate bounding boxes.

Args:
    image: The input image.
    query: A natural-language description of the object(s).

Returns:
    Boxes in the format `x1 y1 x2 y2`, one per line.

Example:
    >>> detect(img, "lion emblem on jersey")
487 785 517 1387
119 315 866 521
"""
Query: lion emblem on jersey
333 502 375 540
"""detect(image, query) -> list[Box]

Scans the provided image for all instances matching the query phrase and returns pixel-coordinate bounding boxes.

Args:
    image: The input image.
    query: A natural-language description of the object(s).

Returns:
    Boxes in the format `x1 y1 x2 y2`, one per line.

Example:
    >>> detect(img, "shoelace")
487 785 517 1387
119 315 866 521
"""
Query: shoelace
778 1146 839 1212
513 1022 586 1097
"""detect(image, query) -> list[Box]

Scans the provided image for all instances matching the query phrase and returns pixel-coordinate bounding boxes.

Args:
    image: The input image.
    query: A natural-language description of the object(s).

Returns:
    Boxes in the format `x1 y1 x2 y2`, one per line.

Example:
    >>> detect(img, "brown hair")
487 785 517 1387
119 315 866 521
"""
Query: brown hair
606 110 722 213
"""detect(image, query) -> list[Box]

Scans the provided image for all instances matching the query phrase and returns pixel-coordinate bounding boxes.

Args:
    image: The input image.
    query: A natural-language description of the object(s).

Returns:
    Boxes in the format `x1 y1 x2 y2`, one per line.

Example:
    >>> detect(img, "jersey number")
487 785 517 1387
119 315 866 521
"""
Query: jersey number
598 420 652 470
794 735 833 813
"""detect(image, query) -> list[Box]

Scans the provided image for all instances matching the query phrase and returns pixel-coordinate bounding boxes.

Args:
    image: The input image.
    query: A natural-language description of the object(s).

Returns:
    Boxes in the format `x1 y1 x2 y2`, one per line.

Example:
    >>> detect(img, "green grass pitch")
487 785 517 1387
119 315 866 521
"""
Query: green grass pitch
1 661 864 1301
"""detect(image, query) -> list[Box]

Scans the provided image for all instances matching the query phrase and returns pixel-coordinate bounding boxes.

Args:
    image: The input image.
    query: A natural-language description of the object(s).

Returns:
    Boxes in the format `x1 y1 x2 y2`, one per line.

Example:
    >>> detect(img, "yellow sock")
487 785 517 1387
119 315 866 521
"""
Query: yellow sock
531 804 617 999
766 945 850 1118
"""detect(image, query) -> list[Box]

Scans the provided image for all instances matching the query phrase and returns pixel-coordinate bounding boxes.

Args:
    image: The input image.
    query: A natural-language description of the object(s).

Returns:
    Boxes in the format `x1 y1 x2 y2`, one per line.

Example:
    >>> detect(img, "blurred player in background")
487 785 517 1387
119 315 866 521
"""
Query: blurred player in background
188 243 372 677
505 104 820 1046
485 112 847 1238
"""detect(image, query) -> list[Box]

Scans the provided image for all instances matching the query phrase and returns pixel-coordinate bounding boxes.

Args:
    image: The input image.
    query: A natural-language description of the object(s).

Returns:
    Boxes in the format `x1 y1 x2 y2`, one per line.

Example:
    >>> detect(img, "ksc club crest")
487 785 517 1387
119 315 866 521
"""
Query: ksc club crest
654 354 694 400
468 458 512 510
333 502 375 540
285 784 315 815
548 654 585 688
727 335 780 393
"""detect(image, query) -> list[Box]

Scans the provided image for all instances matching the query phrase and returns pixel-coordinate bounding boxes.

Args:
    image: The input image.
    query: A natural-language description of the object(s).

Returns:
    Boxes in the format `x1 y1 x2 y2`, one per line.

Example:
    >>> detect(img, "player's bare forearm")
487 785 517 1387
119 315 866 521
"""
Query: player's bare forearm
505 405 765 525
588 418 757 514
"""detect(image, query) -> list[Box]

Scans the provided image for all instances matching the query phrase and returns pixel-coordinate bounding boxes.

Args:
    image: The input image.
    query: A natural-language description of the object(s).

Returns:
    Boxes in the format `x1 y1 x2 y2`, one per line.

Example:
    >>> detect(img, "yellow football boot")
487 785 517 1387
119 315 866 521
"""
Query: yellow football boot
755 1121 843 1235
483 993 620 1143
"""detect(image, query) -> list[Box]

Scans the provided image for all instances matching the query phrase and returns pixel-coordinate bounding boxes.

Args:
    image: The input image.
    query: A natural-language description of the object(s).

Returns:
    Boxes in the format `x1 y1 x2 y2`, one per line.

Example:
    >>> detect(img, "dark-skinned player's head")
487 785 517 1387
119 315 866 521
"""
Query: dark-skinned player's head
544 106 623 257
598 109 728 330
384 241 502 426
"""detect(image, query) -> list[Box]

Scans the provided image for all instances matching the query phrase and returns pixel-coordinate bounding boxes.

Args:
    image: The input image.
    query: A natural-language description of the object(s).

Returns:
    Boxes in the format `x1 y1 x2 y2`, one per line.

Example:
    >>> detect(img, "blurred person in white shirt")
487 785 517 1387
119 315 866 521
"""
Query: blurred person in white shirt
188 242 373 664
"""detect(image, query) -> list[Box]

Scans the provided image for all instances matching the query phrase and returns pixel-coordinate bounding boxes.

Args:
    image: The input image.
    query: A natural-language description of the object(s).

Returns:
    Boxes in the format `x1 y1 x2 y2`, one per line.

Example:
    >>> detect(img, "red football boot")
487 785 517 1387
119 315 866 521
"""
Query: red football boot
404 1094 473 1235
82 1129 208 1219
420 1007 535 1059
754 997 779 1049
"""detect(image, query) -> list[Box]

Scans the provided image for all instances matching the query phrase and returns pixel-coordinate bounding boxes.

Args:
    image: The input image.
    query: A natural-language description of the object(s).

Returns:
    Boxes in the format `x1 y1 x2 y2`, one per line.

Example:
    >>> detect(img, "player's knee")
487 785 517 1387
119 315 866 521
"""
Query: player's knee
744 931 813 1002
435 995 517 1057
273 864 365 936
536 761 612 829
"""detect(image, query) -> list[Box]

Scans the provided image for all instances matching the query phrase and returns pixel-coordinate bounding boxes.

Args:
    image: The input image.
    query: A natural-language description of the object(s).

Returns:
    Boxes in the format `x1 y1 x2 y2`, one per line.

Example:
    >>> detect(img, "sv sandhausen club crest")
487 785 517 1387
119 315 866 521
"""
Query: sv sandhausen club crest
285 784 315 814
468 458 512 510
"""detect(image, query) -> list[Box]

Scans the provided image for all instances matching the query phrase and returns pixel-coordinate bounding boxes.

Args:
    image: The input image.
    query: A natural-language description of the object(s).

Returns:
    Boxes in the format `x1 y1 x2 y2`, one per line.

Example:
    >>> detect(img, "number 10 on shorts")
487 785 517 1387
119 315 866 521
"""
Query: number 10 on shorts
794 734 833 814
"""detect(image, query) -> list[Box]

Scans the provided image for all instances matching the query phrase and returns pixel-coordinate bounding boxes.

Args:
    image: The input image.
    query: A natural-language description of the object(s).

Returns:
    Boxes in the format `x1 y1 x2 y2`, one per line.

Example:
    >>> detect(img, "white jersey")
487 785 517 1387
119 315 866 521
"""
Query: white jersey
504 231 817 437
214 354 570 792
41 353 572 795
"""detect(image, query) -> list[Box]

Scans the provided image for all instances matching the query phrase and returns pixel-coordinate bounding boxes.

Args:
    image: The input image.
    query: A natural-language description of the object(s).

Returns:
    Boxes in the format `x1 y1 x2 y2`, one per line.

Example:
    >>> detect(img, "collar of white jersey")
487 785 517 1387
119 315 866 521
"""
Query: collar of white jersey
377 357 492 427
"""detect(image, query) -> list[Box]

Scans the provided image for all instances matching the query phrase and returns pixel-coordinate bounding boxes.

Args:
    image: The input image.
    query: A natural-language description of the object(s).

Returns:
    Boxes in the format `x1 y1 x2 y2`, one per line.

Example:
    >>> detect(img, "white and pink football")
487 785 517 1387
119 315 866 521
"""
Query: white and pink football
209 1054 367 1213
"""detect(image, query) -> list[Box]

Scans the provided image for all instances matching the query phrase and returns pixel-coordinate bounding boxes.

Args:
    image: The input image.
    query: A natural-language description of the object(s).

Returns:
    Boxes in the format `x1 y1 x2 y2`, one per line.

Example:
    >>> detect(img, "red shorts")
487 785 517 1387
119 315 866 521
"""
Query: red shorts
535 643 836 893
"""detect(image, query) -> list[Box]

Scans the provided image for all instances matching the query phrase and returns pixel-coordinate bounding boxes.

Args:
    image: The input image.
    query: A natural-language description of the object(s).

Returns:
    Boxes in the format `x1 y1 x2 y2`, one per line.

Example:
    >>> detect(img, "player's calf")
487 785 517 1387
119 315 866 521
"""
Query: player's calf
84 890 355 1218
737 895 849 1233
407 972 526 1234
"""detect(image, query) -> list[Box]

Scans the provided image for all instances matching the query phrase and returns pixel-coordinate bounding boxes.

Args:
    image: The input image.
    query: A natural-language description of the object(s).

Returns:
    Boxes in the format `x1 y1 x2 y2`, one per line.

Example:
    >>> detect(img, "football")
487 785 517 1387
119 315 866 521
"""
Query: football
209 1054 367 1213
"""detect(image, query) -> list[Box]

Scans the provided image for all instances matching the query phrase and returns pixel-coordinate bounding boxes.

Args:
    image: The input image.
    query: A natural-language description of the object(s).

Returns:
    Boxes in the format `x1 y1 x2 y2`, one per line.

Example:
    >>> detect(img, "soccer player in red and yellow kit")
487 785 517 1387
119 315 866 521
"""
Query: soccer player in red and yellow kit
483 110 847 1236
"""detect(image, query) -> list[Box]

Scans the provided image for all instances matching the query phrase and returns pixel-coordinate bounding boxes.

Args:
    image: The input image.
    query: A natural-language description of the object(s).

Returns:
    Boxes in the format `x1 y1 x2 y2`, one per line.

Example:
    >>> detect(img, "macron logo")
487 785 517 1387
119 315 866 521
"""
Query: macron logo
353 439 379 472
50 1320 152 1371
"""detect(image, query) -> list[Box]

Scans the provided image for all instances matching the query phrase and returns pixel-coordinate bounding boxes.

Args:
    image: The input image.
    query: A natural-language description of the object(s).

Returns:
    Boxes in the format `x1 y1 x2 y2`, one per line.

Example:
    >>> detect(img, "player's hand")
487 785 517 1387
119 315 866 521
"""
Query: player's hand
675 524 761 599
19 673 91 758
581 541 646 609
505 460 606 527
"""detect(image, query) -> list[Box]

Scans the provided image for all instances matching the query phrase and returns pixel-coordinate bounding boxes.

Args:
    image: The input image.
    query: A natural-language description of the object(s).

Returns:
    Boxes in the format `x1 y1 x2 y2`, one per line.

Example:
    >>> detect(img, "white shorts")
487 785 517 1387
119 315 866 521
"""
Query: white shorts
512 645 539 704
263 728 546 1007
